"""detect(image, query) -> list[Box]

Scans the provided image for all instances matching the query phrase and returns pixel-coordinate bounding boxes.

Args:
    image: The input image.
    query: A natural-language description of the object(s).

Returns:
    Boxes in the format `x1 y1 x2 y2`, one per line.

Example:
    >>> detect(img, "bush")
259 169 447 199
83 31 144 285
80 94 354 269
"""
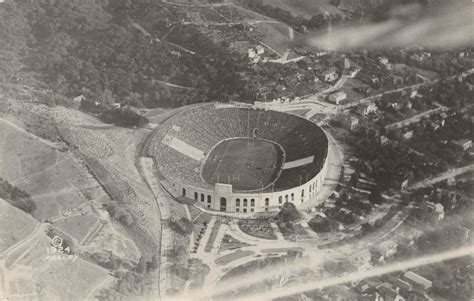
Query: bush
308 215 332 233
103 203 134 226
276 202 300 222
168 217 193 236
100 108 149 128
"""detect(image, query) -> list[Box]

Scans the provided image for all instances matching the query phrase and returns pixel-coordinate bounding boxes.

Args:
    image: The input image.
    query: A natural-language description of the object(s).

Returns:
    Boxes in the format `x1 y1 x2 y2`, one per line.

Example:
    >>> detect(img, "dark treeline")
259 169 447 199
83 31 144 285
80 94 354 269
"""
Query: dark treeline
0 178 36 214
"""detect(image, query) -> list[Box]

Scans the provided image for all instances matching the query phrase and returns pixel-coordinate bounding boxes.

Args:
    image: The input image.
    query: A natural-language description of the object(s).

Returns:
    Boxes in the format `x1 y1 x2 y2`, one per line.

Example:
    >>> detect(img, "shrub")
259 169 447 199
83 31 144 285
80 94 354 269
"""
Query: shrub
0 178 36 214
168 217 193 236
308 215 332 233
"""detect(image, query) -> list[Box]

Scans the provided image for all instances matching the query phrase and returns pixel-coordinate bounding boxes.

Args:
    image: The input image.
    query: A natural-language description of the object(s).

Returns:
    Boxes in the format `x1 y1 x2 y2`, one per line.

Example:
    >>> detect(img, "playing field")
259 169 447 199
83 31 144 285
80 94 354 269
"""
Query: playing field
202 138 283 191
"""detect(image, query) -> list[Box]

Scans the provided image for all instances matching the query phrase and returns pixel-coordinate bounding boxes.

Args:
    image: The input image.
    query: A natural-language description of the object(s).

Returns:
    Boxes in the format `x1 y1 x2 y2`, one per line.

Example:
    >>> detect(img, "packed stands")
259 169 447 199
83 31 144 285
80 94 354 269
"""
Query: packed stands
149 104 328 192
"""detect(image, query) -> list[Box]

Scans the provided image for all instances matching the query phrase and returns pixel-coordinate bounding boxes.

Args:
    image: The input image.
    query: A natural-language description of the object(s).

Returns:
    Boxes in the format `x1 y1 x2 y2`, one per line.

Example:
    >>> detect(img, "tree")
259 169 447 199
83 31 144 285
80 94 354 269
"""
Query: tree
136 256 147 274
0 178 36 214
277 202 300 222
368 189 383 205
147 255 159 272
308 215 331 233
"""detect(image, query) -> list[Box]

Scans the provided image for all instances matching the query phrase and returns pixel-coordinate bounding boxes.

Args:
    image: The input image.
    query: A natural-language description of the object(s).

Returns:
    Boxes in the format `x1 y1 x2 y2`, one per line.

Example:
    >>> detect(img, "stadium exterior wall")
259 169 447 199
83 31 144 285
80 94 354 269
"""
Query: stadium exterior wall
170 152 329 214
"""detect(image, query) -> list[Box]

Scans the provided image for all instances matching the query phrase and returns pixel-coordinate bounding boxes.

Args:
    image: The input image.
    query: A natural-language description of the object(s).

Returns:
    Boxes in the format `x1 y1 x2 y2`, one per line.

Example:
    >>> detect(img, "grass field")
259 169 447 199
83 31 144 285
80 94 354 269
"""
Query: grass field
202 138 282 191
215 250 255 265
0 198 38 253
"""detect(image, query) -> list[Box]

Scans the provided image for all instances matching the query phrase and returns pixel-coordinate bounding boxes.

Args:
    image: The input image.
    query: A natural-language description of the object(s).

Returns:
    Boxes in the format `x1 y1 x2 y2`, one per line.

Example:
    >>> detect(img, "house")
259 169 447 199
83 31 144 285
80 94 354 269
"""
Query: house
402 271 432 290
422 201 445 222
73 95 86 103
255 45 265 55
328 91 347 104
380 136 390 146
348 116 359 131
379 57 389 66
364 103 378 116
343 58 351 69
427 120 440 131
401 177 410 191
392 102 401 111
402 130 414 141
375 283 405 301
452 139 472 151
406 290 434 301
321 68 338 82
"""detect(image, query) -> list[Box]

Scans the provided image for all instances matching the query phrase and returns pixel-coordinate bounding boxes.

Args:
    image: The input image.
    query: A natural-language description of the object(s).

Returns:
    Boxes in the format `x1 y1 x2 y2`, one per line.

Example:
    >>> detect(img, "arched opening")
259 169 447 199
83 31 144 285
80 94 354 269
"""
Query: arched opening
220 197 227 211
279 196 283 204
207 195 211 203
291 193 294 201
243 199 248 207
285 195 289 203
201 193 205 202
182 188 186 197
265 198 270 206
236 198 240 207
250 199 255 206
194 192 198 201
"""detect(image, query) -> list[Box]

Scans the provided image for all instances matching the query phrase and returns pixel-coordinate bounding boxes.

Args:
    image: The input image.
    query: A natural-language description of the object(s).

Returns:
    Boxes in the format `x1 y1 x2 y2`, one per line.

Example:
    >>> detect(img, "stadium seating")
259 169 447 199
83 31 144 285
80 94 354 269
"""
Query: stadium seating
150 104 328 192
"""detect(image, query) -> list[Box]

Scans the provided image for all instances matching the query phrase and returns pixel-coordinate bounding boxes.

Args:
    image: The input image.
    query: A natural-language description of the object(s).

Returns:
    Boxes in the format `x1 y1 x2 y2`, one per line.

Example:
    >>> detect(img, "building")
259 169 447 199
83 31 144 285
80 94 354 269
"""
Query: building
402 271 432 290
402 130 414 141
321 68 338 82
421 201 445 222
328 91 347 105
452 139 472 151
364 103 378 116
151 104 329 215
375 283 405 301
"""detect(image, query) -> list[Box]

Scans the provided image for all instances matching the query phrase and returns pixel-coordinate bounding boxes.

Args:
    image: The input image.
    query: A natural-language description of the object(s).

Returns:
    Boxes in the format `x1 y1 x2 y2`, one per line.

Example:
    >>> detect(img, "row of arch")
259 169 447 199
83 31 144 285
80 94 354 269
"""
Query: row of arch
181 173 321 213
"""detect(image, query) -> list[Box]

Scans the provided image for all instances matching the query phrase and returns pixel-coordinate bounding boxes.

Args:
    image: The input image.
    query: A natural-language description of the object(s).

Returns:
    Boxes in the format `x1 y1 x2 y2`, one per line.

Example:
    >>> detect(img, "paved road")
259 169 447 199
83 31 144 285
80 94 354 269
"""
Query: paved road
409 164 474 190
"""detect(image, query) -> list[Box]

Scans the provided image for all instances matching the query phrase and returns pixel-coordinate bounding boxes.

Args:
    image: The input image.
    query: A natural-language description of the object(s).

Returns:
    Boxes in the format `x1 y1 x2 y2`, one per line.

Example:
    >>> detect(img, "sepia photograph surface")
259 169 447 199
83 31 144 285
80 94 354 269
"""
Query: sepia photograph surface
0 0 473 300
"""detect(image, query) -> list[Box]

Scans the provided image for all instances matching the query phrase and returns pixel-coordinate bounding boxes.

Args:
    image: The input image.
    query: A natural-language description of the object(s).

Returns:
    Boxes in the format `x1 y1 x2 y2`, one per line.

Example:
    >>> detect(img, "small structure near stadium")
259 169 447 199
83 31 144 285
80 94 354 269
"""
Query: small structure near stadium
149 103 329 214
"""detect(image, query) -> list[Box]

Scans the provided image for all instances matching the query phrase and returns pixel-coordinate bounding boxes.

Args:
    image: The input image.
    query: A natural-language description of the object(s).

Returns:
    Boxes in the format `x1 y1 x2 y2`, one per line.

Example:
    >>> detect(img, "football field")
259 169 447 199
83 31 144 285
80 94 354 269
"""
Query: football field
202 138 283 191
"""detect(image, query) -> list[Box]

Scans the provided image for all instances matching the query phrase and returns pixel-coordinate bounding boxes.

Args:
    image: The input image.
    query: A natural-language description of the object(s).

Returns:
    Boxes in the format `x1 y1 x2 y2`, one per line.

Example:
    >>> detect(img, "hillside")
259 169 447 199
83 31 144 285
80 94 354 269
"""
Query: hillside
0 89 162 299
0 0 251 107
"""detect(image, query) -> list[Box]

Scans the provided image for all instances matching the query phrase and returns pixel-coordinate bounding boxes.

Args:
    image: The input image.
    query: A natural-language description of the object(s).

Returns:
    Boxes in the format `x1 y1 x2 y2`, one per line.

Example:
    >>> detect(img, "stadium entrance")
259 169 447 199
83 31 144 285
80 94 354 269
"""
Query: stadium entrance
220 197 227 211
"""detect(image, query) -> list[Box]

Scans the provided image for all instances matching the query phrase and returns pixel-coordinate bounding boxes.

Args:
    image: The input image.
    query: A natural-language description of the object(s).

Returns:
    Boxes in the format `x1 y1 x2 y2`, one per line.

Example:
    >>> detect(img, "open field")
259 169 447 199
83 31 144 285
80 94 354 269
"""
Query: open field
86 222 140 262
205 221 221 253
215 250 255 265
34 258 109 300
0 198 38 254
0 118 104 222
202 138 282 190
53 214 100 244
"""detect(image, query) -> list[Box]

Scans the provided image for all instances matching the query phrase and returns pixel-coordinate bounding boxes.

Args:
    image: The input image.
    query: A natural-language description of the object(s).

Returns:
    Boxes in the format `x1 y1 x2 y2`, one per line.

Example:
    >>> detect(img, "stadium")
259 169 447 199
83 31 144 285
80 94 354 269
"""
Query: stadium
149 103 329 214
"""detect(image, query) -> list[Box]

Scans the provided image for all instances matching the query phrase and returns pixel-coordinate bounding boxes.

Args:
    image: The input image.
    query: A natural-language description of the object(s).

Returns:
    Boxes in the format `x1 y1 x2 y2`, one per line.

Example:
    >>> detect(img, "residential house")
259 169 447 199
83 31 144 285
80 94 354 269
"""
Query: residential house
375 283 405 301
452 139 472 151
328 91 347 105
73 94 86 103
421 201 445 222
364 103 379 116
402 271 432 290
321 68 338 82
380 135 390 146
402 130 414 141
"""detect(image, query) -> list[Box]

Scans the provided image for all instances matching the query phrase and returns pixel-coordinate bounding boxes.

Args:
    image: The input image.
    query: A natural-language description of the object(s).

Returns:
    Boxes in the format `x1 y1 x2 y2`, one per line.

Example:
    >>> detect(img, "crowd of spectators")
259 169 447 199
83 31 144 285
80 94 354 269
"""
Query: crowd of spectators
150 104 328 191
